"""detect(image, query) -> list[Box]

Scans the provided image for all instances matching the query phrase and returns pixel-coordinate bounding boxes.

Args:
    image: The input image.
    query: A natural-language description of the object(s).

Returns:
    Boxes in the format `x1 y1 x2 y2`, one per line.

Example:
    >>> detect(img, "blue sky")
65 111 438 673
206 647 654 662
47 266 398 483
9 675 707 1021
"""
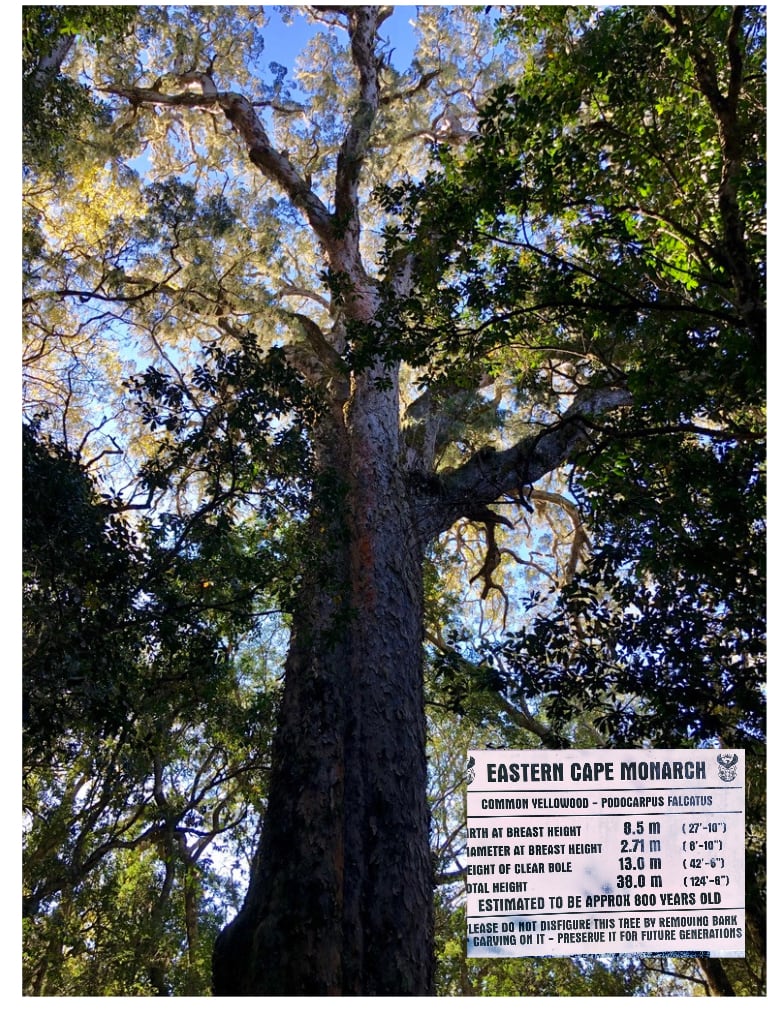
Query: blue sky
260 4 420 77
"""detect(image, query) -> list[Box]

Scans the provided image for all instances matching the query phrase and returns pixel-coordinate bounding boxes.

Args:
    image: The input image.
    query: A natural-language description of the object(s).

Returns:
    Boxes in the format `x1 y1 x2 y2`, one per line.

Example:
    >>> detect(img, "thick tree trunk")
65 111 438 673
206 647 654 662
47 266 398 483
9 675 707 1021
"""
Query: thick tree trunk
213 371 435 995
210 354 631 995
90 4 640 998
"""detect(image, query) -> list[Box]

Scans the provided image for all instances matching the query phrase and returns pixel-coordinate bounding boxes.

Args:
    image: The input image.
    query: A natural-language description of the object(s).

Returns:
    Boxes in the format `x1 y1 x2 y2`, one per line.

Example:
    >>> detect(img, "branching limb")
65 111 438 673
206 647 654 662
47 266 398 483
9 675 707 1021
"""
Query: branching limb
529 488 590 584
468 512 510 600
401 372 495 474
653 6 764 340
29 34 75 91
418 384 632 542
104 10 390 324
380 68 440 107
103 77 335 249
424 632 557 746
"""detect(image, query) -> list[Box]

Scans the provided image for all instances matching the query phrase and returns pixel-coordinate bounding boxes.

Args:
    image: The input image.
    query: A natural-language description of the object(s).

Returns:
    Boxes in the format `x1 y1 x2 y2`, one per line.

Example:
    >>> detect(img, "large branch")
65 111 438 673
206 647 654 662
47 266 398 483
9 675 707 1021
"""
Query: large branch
417 384 632 541
653 7 763 342
217 90 336 247
104 10 390 323
322 5 391 321
29 34 75 91
105 78 335 250
333 7 387 230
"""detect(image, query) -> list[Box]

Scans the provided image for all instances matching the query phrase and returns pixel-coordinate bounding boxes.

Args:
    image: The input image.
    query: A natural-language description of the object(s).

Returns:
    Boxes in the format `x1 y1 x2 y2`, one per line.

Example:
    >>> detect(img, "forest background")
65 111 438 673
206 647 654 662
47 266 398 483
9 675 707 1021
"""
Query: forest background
19 1 766 1006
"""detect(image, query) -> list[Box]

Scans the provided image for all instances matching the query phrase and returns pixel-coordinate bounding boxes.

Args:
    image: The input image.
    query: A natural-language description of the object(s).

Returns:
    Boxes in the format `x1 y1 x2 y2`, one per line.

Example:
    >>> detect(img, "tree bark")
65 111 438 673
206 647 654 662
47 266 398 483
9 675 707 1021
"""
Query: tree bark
211 368 630 994
696 956 736 997
213 369 435 995
105 6 635 995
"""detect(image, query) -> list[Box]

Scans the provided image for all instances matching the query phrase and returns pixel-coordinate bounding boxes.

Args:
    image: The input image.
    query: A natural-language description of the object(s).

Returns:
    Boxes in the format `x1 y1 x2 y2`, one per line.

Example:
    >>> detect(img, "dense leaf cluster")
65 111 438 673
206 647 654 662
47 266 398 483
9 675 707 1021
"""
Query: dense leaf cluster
23 6 135 172
417 5 765 996
23 423 146 751
395 5 765 747
23 422 277 757
21 3 765 997
23 423 281 993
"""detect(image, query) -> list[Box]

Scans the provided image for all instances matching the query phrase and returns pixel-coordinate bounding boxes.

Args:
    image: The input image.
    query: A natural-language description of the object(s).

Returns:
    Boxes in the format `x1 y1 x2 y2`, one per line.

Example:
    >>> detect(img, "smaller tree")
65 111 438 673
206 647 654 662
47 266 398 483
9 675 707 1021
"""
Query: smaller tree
22 424 282 994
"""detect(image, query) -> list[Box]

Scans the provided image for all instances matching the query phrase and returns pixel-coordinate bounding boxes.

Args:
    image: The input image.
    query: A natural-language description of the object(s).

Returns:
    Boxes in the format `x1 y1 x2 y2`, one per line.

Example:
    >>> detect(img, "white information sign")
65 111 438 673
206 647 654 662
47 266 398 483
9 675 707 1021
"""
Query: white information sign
466 749 745 958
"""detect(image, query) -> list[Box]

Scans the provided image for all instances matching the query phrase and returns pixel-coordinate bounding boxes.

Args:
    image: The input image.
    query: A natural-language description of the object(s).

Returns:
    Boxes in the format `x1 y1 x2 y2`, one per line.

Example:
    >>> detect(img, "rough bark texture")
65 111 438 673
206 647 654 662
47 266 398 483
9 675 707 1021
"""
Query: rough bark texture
211 369 628 995
213 371 435 995
109 6 636 996
198 9 440 993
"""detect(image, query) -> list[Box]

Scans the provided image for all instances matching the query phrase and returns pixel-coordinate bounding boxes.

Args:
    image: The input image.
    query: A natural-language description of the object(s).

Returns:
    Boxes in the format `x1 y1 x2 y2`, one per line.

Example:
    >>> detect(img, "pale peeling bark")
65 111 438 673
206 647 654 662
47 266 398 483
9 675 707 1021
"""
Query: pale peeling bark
30 34 75 91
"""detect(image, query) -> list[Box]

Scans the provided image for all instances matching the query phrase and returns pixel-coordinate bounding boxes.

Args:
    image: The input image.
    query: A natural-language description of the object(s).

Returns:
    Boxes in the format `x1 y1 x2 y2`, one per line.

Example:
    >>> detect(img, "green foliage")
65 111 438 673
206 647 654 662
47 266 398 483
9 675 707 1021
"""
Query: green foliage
129 335 320 518
23 6 135 172
23 830 247 995
21 3 765 997
23 423 143 751
381 6 764 393
22 423 281 994
409 6 766 995
22 422 269 758
403 4 765 749
491 432 765 749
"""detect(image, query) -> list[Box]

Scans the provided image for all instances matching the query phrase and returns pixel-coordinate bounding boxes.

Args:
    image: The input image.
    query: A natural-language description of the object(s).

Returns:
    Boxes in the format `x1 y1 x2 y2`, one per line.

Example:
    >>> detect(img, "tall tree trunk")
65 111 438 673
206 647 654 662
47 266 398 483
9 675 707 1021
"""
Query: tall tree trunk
210 343 631 995
182 6 632 995
213 368 435 995
210 361 629 996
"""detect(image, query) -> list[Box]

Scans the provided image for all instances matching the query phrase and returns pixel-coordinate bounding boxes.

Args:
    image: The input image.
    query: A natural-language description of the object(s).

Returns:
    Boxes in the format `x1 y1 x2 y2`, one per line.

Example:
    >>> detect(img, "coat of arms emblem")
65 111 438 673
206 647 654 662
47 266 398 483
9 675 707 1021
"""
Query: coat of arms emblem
716 752 739 782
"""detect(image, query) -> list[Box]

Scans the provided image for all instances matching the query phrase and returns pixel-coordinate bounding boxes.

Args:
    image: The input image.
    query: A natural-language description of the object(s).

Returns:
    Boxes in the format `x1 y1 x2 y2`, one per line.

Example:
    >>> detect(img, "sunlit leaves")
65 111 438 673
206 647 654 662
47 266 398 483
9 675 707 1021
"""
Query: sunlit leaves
22 5 765 996
23 6 136 173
